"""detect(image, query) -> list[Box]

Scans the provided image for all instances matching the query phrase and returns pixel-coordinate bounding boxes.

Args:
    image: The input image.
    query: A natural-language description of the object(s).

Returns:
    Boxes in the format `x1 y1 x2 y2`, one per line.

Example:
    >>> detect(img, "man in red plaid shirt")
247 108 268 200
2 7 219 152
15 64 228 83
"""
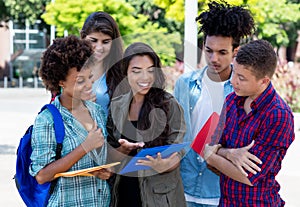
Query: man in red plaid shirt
204 39 295 206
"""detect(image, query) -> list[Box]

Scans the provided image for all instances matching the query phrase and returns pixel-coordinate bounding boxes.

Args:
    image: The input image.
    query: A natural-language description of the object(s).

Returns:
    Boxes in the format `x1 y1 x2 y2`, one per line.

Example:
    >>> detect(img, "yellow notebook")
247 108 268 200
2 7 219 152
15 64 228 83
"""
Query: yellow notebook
54 162 120 178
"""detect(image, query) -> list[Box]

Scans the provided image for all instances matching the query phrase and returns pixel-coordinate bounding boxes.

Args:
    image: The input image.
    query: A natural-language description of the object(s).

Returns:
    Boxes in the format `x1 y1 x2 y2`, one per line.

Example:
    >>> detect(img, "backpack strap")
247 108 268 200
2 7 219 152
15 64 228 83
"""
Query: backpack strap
40 104 65 145
40 104 65 196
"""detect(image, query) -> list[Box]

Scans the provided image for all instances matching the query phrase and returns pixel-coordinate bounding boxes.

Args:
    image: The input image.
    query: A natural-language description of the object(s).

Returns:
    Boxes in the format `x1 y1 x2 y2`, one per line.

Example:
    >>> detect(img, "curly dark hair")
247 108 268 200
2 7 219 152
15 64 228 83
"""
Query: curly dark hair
80 11 124 98
39 35 93 93
121 42 172 147
196 0 255 49
235 39 277 79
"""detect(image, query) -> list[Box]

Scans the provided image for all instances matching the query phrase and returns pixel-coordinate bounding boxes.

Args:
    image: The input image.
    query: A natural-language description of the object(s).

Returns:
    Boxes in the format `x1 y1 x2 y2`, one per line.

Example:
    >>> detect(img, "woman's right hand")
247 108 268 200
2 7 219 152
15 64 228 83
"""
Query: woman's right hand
82 121 104 152
117 139 144 155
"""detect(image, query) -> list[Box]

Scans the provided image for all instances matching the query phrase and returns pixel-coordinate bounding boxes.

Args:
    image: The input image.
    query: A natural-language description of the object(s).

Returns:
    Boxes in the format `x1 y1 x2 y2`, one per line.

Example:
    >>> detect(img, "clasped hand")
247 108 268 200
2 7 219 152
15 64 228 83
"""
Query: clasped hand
204 141 262 176
224 141 262 176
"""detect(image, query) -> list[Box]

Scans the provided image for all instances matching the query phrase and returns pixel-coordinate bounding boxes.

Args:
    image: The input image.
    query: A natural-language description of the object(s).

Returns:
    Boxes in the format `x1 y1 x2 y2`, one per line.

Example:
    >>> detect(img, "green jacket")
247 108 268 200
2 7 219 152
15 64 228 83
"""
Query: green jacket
107 92 187 207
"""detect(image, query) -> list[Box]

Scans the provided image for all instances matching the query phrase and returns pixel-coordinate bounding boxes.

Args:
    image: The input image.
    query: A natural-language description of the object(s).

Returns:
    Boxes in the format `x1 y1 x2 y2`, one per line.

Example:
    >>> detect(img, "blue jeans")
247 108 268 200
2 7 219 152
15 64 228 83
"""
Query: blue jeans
187 201 218 207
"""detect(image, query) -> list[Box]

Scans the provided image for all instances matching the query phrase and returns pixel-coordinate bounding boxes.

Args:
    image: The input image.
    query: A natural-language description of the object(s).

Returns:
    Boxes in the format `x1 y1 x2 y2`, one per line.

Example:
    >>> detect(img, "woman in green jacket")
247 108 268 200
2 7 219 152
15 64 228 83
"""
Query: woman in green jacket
107 42 186 207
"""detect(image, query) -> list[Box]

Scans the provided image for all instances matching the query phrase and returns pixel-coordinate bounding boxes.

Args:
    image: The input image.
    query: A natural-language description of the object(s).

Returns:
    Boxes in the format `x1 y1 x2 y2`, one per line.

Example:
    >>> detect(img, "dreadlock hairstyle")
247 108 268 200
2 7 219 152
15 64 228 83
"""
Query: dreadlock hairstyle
80 11 124 98
196 0 255 49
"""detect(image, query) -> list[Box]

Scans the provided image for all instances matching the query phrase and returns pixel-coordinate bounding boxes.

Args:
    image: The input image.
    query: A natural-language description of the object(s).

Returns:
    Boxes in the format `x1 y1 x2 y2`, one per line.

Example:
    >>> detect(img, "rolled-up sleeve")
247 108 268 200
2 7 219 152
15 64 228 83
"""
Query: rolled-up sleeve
29 111 56 176
248 109 294 185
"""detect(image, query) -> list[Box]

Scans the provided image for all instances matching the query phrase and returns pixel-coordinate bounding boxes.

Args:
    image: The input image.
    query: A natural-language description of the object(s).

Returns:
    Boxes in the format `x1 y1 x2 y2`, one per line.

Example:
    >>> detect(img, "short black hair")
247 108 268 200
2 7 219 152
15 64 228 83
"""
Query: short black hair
196 0 255 49
235 39 277 79
39 35 93 93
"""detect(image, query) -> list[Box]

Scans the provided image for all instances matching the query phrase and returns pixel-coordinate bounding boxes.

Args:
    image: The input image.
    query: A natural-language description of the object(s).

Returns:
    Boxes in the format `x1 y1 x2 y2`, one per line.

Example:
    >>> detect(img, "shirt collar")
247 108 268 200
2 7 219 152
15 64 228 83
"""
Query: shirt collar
190 65 208 82
251 82 275 110
236 82 275 111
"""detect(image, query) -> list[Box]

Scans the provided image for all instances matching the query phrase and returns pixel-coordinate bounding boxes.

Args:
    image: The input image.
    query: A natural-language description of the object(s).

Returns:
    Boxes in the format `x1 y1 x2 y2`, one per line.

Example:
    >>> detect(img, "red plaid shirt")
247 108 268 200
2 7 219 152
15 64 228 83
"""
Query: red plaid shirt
214 83 295 207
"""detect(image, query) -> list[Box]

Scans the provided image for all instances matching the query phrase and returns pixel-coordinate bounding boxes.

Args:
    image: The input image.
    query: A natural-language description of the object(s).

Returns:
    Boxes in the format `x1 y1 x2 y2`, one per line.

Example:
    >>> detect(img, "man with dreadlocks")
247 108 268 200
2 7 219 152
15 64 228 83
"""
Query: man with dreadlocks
174 1 255 206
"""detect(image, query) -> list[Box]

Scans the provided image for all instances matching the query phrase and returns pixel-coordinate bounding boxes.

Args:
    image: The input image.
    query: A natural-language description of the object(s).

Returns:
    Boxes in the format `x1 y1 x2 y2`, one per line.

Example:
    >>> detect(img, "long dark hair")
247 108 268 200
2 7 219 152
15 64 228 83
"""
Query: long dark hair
80 11 124 98
122 42 172 147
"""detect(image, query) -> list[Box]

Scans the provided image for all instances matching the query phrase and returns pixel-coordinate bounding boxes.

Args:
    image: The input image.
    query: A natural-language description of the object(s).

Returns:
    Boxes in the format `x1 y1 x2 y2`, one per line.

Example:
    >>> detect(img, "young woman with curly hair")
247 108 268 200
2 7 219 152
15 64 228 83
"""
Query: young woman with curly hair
107 42 186 207
32 35 111 206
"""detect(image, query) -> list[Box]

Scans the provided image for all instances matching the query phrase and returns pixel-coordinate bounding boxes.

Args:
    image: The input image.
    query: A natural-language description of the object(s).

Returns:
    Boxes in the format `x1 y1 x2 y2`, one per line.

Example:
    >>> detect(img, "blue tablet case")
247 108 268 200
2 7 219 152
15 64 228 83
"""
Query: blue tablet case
119 142 190 174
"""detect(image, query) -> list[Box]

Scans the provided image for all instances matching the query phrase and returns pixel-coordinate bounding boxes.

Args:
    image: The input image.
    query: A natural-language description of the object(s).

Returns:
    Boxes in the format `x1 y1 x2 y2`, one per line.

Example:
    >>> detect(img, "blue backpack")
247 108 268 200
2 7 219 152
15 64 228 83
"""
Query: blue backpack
14 104 65 207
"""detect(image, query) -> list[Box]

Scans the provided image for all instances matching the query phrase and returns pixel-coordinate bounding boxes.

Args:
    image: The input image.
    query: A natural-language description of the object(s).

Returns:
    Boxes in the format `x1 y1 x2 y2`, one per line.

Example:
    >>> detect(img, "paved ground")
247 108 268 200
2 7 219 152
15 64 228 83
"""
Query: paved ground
0 88 299 206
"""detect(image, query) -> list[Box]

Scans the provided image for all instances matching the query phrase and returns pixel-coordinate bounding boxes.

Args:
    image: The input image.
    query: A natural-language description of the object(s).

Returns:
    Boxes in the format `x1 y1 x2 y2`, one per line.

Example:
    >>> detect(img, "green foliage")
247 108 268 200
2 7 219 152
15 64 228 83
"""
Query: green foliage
154 0 300 48
42 0 133 36
126 0 183 35
124 0 183 65
0 1 10 22
249 0 300 47
123 30 181 66
154 0 185 22
2 0 299 66
0 0 50 24
41 0 180 66
120 11 181 65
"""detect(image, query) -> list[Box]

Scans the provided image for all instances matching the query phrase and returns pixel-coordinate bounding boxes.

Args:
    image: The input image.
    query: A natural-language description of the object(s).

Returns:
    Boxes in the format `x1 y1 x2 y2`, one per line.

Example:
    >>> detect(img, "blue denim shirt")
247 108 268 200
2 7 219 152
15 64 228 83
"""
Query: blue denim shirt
93 74 109 117
174 65 233 199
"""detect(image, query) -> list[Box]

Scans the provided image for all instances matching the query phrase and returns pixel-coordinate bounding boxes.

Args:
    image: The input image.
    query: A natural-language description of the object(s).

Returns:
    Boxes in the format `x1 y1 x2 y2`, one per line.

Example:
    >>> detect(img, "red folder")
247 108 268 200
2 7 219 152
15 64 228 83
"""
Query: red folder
190 112 220 157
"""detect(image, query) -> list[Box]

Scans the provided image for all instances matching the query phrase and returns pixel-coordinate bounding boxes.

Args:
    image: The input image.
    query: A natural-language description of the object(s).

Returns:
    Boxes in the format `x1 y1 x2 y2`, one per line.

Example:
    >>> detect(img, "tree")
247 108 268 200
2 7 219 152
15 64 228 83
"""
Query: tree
247 0 300 47
42 0 181 66
0 1 10 23
125 0 184 60
154 0 300 48
154 0 185 22
126 0 184 35
0 0 50 25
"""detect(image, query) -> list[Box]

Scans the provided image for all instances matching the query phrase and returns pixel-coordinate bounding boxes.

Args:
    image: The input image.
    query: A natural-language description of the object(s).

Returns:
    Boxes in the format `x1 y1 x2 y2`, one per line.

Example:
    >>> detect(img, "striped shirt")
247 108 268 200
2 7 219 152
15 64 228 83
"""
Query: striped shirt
214 83 295 206
30 97 110 207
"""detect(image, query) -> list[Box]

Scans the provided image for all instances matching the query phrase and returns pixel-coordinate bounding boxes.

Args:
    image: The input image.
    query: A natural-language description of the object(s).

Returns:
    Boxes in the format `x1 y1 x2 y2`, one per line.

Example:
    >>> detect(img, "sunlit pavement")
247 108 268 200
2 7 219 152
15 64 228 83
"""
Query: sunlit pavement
0 88 299 207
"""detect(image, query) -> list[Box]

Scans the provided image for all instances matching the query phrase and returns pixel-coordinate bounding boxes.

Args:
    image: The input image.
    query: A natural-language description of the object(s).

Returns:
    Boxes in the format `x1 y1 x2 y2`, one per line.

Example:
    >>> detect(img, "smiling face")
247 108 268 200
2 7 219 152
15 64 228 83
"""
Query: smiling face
60 67 94 101
204 35 237 81
85 32 112 62
127 55 155 97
